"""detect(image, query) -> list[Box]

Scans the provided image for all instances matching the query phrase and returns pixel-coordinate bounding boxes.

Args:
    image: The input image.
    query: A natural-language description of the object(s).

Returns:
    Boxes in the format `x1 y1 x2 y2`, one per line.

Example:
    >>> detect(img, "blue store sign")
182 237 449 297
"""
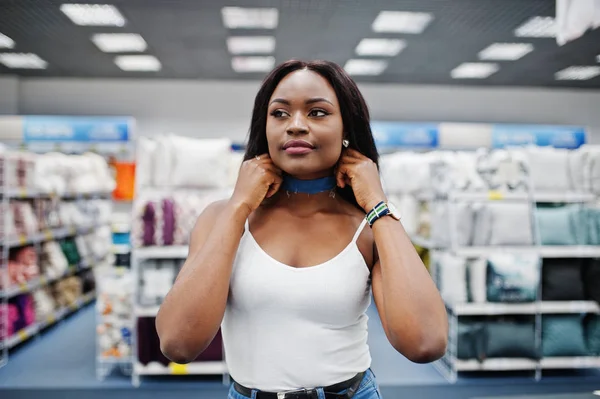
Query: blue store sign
492 124 586 149
371 122 439 149
23 116 132 142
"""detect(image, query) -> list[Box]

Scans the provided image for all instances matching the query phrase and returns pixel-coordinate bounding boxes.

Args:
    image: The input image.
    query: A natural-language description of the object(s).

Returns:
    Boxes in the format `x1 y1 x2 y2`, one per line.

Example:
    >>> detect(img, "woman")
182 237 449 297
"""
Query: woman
156 60 448 399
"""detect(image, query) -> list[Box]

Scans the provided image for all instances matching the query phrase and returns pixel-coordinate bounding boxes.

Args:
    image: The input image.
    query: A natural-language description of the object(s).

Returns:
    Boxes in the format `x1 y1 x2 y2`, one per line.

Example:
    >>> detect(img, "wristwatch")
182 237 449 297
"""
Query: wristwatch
366 200 401 227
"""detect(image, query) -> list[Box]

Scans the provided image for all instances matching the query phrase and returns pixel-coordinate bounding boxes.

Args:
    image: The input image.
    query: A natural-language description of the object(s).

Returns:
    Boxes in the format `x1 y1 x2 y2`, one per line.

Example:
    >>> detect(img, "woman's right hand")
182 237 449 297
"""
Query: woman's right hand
230 154 283 214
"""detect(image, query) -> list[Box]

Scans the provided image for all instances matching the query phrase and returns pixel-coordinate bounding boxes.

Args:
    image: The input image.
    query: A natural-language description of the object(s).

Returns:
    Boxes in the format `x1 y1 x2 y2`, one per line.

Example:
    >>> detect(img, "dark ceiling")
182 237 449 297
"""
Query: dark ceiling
0 0 599 88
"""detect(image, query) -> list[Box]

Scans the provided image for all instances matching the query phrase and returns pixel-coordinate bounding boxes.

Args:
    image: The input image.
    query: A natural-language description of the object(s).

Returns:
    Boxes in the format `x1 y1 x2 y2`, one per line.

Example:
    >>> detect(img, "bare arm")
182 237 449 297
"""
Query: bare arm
155 200 250 363
335 148 447 363
371 217 448 363
155 153 282 364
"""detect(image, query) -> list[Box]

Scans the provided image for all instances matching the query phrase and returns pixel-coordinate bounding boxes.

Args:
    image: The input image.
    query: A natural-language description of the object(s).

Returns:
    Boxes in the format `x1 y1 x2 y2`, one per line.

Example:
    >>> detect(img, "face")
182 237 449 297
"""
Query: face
266 69 344 179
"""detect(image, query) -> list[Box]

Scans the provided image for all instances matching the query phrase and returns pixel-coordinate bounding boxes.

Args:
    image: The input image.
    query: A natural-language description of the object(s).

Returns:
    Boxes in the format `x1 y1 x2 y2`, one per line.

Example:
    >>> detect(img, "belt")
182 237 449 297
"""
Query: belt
233 371 366 399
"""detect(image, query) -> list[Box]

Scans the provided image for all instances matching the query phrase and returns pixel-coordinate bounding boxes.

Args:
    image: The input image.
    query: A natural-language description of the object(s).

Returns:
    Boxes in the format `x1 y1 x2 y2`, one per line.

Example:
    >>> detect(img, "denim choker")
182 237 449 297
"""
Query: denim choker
281 175 337 194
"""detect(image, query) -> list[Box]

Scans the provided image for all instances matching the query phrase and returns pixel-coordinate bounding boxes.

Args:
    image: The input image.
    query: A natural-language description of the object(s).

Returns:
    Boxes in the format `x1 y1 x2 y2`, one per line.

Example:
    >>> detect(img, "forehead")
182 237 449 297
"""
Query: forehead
270 69 338 105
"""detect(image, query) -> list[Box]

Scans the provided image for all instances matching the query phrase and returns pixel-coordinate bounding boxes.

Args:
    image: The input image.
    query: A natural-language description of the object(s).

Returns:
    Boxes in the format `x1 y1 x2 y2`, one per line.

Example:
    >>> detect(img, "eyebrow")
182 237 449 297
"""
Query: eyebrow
269 97 334 106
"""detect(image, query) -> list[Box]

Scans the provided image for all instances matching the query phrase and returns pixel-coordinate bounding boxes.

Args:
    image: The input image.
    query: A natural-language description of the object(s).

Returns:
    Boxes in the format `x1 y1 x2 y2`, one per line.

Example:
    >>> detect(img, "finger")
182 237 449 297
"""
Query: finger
338 155 360 165
336 165 348 188
266 175 283 198
254 153 270 162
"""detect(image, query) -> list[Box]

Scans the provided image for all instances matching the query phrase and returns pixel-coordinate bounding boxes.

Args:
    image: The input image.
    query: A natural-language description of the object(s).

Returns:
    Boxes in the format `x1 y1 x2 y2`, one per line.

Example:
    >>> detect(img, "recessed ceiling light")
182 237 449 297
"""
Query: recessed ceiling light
344 59 388 76
227 36 275 54
0 33 15 49
372 11 433 34
555 66 600 80
355 38 406 57
60 4 126 26
114 55 161 71
222 7 278 29
478 43 534 61
231 56 275 73
514 16 555 38
92 33 147 53
451 62 499 79
0 53 47 69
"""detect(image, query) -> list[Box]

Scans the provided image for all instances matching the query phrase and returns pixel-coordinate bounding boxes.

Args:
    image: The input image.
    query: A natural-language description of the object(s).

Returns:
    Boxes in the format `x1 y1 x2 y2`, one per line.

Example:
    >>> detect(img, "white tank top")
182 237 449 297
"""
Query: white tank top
221 218 372 392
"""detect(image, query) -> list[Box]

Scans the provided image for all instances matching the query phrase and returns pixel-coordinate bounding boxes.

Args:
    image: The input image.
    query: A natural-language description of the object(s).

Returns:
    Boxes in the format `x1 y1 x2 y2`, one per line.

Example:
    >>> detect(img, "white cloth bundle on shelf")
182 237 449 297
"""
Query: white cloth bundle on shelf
437 253 468 304
41 241 69 278
475 149 529 192
75 235 92 260
516 146 571 192
430 202 476 247
34 152 69 195
136 137 159 188
380 151 434 195
582 145 600 194
468 258 487 303
472 202 534 246
89 226 113 259
153 134 233 189
32 288 57 321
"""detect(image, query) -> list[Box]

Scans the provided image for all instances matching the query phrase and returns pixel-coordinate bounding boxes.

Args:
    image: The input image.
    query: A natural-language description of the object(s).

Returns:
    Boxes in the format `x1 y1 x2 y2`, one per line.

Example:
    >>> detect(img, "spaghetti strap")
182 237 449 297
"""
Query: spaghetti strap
351 218 368 243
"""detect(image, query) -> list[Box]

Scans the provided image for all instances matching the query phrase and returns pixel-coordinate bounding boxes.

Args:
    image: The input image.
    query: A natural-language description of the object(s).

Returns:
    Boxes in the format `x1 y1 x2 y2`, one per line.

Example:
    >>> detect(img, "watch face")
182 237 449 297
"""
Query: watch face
388 202 401 220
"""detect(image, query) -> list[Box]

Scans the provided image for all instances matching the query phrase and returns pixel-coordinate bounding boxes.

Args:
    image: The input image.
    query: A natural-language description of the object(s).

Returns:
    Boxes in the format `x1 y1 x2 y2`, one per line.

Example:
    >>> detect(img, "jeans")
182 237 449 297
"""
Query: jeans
227 369 382 399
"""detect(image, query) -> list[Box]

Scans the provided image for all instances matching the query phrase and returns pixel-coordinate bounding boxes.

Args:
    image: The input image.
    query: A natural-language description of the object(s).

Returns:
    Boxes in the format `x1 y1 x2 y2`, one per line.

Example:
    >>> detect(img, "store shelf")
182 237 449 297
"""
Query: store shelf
134 246 189 259
134 361 227 375
2 189 111 200
448 301 600 316
6 290 96 348
448 191 595 203
135 305 160 317
540 357 600 369
112 244 131 255
1 254 108 298
455 358 538 371
2 223 108 248
452 246 600 258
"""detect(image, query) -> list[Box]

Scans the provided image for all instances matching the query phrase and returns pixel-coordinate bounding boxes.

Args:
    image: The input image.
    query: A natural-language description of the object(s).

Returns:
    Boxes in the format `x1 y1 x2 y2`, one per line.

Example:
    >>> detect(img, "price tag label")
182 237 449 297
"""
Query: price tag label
488 190 504 200
46 314 56 325
39 276 47 285
19 235 27 245
19 188 27 198
69 302 78 311
169 362 189 375
19 282 28 292
44 230 53 240
18 330 28 341
69 227 77 235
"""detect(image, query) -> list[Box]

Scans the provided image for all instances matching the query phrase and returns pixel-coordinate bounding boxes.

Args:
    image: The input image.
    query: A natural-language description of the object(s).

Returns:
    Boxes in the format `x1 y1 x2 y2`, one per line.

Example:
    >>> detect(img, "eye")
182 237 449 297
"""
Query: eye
309 109 329 117
270 109 289 118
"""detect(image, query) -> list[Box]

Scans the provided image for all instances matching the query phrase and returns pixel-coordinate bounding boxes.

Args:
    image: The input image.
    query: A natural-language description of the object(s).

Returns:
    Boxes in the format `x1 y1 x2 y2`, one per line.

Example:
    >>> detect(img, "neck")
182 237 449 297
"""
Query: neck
270 173 340 214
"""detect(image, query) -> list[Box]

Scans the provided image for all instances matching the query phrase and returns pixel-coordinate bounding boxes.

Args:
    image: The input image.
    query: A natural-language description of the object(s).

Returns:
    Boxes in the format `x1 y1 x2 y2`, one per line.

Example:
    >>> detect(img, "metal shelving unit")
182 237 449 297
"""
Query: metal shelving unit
419 182 600 383
0 151 113 368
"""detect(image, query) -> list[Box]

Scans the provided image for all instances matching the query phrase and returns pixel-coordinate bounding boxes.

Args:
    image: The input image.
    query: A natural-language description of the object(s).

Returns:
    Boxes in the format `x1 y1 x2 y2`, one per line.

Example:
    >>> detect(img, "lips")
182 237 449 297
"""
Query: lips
282 140 315 155
282 140 315 150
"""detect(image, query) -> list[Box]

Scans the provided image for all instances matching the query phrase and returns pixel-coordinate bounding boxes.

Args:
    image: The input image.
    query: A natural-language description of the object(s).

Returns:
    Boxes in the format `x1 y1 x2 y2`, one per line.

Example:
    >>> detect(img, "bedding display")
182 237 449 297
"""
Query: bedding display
1 149 115 368
0 150 115 194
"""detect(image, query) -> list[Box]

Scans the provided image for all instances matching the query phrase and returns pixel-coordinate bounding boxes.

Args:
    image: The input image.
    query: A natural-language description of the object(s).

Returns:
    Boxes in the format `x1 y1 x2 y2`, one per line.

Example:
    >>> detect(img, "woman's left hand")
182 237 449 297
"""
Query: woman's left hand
336 148 387 212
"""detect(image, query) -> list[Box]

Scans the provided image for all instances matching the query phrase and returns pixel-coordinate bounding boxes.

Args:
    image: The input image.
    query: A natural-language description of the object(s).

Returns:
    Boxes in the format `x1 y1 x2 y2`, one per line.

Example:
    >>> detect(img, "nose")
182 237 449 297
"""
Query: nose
286 112 308 135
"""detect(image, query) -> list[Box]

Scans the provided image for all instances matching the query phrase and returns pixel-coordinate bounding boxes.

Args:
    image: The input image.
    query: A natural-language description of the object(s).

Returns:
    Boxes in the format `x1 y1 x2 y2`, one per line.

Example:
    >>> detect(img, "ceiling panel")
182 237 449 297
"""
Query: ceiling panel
0 0 598 88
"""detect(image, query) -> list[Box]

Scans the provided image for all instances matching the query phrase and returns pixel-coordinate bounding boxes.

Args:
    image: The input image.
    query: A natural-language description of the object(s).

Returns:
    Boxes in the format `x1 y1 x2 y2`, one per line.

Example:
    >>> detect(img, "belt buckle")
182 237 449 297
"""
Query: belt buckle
277 388 309 399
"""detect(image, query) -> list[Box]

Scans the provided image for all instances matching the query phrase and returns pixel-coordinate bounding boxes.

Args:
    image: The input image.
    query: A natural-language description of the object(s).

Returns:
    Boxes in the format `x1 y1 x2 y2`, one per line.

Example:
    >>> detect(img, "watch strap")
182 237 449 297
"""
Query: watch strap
366 201 390 227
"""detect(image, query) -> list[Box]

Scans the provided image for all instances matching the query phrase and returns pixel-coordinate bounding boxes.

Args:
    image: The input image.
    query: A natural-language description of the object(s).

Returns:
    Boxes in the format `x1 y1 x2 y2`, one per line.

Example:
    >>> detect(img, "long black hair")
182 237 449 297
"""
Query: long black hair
244 59 380 210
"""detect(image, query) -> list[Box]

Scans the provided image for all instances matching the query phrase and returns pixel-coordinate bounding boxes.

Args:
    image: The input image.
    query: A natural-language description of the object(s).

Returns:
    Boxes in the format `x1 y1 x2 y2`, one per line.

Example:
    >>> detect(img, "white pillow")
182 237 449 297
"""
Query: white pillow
473 202 534 246
136 137 158 188
169 136 232 188
468 258 487 303
438 253 468 304
524 146 571 192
